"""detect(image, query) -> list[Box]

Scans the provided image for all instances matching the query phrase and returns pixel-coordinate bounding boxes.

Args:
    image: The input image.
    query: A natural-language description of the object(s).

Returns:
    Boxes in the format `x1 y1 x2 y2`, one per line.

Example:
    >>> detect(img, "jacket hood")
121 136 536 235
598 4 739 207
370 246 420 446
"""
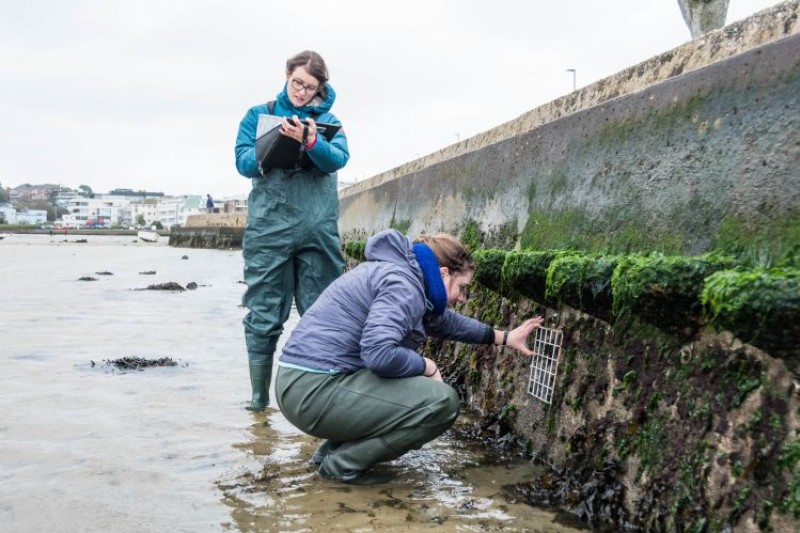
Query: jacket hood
276 81 336 116
365 229 417 269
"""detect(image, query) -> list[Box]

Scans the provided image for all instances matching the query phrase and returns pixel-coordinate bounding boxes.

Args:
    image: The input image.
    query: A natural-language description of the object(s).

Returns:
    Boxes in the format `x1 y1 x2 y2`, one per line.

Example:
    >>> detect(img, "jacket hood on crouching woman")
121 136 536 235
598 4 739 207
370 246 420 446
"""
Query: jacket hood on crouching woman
279 229 493 378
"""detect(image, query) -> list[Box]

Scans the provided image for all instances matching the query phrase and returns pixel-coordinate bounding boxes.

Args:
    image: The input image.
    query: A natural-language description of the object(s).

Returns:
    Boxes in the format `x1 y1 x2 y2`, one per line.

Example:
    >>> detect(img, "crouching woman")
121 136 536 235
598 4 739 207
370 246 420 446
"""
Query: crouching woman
275 229 543 484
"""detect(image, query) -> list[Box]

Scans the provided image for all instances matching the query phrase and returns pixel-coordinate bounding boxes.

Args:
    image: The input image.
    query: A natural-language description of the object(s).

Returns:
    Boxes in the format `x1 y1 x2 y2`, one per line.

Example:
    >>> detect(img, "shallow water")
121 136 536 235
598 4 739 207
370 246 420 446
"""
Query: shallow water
0 234 585 532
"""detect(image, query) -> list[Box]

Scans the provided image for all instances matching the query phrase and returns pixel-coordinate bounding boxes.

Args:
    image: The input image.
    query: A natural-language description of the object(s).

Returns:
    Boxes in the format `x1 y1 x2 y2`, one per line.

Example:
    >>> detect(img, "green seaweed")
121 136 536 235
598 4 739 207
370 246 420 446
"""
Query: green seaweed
711 216 800 268
473 249 507 292
389 217 411 235
546 253 620 321
459 219 485 252
520 207 687 256
611 252 737 331
343 240 366 262
701 267 800 357
777 438 800 518
501 250 564 304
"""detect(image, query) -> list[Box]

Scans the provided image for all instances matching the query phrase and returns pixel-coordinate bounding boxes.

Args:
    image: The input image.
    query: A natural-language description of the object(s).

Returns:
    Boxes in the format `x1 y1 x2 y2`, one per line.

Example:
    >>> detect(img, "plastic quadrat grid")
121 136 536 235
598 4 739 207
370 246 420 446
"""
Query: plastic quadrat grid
527 326 564 404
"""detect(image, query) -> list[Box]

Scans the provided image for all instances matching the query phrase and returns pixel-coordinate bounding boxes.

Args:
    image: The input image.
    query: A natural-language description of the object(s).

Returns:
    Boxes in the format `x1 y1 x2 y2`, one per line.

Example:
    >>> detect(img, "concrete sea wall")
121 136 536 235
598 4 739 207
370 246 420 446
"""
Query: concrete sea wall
339 1 799 263
169 213 244 249
339 3 800 531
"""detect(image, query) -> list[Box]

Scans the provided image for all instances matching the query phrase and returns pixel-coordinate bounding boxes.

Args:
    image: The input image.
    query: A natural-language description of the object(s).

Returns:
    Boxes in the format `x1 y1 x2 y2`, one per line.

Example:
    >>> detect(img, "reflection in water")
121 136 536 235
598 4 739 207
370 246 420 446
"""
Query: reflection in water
220 409 586 532
0 235 584 532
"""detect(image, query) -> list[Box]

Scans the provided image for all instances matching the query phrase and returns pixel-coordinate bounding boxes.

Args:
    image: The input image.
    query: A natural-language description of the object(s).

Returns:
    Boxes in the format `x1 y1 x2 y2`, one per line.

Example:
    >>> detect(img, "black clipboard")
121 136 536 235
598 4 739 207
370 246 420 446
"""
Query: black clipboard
255 115 341 171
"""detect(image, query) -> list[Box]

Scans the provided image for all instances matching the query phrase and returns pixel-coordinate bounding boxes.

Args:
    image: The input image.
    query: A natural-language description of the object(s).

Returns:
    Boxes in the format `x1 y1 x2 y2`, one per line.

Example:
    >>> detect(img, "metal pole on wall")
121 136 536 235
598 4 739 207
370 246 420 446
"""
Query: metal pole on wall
566 68 576 91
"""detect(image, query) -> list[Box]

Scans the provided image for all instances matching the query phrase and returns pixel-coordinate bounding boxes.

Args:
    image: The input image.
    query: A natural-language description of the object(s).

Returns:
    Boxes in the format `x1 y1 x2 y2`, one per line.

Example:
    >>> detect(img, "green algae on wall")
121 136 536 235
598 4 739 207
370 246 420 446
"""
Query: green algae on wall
711 216 800 268
777 438 800 520
520 208 685 255
343 240 366 263
473 249 507 293
701 267 800 360
501 250 565 305
340 239 800 530
545 253 620 322
611 252 737 332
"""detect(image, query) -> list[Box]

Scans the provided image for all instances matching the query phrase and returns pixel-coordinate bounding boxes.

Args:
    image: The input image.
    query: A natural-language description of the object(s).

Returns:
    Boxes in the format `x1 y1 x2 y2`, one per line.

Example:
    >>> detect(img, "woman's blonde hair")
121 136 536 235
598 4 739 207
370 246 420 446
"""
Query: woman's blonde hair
413 233 474 274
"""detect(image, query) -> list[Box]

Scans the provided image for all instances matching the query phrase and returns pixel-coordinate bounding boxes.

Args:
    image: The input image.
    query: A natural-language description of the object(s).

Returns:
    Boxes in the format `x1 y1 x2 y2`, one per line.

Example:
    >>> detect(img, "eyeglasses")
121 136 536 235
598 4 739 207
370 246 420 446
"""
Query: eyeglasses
290 78 319 95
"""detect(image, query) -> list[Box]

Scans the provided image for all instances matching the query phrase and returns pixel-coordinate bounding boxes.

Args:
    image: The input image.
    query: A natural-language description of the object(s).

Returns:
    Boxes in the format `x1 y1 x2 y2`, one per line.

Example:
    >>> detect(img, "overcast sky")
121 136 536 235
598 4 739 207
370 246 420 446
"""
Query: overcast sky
0 0 782 198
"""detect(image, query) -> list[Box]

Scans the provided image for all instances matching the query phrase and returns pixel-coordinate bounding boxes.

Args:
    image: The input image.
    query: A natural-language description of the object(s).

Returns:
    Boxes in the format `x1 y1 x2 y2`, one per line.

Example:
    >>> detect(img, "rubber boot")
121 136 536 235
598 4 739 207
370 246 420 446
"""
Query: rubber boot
245 332 277 412
247 360 271 411
317 461 395 485
318 436 400 485
311 440 341 465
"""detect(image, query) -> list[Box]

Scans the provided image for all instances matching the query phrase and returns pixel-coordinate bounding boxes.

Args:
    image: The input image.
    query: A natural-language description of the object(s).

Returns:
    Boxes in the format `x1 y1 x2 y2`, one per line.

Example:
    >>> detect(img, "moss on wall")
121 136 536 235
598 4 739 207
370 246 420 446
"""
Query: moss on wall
702 267 800 360
353 237 800 357
610 252 737 333
546 253 620 322
520 209 685 255
711 215 800 268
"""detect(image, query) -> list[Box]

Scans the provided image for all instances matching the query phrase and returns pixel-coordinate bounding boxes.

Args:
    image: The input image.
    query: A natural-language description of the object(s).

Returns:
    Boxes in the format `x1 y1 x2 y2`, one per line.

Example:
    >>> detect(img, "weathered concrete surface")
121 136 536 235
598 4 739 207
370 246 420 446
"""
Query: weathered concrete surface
339 1 800 259
338 5 800 530
184 213 245 228
169 226 243 249
172 214 245 249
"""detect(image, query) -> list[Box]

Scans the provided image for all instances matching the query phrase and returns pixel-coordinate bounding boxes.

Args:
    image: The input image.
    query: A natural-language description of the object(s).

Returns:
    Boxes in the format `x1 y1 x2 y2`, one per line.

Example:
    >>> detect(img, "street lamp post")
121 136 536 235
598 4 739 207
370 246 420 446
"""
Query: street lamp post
566 68 576 91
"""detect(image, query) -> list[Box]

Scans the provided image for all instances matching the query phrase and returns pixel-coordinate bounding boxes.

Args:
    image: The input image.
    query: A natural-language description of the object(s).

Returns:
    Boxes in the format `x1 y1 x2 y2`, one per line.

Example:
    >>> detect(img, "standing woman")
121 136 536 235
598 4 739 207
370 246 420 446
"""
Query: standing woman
234 50 349 411
275 229 544 484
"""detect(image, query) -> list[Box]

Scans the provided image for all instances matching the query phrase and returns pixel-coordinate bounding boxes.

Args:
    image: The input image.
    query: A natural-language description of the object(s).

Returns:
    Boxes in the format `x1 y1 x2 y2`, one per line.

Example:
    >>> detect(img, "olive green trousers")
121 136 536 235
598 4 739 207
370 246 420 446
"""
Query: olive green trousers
242 170 344 410
275 366 460 477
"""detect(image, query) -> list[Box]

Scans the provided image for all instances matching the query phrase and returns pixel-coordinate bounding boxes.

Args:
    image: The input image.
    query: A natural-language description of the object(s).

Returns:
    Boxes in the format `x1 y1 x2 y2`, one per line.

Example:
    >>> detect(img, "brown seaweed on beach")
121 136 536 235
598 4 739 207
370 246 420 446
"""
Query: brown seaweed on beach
103 356 179 370
136 282 186 291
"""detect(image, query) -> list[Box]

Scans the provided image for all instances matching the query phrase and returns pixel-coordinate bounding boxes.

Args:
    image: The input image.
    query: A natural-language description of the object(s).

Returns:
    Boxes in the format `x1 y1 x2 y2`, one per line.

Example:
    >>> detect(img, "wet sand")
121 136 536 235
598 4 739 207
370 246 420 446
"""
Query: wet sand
0 235 585 532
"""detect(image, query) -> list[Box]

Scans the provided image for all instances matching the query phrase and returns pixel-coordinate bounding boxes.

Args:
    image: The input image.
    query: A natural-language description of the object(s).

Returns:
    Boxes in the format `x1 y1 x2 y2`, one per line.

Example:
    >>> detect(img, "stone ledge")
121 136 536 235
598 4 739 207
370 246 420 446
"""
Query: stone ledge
340 0 800 200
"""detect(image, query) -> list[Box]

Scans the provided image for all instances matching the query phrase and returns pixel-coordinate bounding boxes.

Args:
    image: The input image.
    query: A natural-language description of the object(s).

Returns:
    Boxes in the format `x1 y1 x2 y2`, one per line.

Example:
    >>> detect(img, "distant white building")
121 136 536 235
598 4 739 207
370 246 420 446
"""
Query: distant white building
16 209 47 225
128 199 160 227
0 203 16 224
221 196 248 215
156 196 204 228
59 197 121 228
48 190 218 229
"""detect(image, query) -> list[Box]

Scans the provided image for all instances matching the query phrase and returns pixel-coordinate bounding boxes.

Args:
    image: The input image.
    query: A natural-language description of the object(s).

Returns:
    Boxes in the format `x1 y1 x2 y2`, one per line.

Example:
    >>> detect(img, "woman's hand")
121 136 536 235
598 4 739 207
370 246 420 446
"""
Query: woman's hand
503 316 545 356
280 115 317 148
422 356 443 382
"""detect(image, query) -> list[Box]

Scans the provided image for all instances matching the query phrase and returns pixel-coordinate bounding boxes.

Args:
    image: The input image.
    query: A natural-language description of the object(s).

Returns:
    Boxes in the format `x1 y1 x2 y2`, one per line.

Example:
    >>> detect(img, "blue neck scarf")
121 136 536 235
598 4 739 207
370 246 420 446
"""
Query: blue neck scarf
412 243 447 316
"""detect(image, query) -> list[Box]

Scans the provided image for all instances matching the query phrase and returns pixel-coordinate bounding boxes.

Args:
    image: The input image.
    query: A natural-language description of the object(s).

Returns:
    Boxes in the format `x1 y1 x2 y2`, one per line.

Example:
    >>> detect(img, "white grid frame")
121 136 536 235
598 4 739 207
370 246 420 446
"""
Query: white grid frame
527 326 564 404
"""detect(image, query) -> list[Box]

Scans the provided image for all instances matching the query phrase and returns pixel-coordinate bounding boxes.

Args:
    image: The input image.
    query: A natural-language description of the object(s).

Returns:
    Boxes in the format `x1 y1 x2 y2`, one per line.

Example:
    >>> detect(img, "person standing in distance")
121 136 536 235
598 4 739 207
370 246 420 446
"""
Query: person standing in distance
234 50 350 411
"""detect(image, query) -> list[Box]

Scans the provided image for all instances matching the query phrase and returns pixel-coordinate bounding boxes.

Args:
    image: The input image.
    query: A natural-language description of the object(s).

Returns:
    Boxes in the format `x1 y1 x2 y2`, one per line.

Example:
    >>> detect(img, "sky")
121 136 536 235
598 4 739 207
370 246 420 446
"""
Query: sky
0 0 783 198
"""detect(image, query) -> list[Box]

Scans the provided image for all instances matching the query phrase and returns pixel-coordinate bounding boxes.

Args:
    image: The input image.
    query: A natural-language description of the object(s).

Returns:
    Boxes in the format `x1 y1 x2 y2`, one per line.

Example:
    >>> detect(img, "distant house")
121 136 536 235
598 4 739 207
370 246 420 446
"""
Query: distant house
58 197 119 229
16 209 47 225
0 203 16 224
9 184 60 202
221 197 248 215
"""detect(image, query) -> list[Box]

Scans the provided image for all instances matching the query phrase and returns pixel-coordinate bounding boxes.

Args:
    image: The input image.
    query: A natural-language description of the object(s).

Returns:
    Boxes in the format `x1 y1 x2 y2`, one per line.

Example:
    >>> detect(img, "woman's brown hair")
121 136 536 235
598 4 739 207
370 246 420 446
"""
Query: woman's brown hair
286 50 329 99
413 233 474 275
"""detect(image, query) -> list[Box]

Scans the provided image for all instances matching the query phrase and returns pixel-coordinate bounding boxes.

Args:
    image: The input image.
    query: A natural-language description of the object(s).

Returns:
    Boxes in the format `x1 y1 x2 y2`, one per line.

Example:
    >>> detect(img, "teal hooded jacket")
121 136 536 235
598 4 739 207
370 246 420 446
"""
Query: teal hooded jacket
235 82 350 178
